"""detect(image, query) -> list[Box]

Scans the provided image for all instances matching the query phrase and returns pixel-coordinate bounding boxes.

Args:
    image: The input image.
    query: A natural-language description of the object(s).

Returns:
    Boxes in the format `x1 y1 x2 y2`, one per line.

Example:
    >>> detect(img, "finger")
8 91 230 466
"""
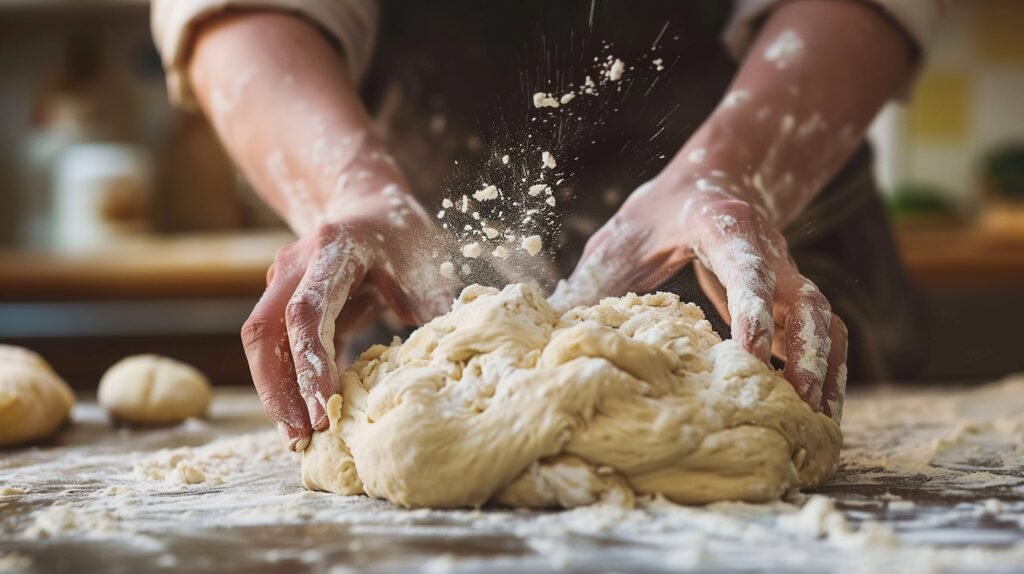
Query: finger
549 216 666 313
779 281 831 410
767 242 832 411
820 315 848 423
380 242 458 325
332 286 385 373
696 206 776 363
241 246 311 451
286 227 370 431
693 260 729 325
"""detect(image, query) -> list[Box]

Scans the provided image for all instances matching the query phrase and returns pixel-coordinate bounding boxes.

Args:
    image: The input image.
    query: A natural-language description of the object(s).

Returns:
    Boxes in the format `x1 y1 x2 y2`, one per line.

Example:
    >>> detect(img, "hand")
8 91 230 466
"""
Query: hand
550 174 847 423
242 191 456 451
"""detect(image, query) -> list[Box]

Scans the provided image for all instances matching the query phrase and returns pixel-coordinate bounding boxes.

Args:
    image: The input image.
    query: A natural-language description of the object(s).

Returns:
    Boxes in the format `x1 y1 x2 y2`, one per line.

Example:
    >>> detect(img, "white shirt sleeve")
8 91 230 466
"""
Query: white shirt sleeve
724 0 947 63
151 0 378 108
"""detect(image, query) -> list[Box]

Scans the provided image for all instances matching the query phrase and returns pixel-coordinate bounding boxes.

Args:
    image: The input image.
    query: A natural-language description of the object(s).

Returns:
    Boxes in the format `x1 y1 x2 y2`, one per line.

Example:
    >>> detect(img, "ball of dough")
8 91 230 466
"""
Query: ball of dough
98 355 211 425
0 345 75 446
303 283 842 509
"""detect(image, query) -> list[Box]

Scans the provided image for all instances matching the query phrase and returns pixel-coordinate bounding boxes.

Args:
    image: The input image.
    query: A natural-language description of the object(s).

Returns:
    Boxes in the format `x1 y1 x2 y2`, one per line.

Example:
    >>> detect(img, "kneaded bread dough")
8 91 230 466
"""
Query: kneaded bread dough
0 345 75 446
98 355 211 425
302 284 841 508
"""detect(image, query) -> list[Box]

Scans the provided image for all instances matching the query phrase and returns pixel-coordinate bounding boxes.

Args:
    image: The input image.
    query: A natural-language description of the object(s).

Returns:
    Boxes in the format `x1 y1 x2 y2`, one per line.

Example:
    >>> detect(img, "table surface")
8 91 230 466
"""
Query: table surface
2 381 1024 574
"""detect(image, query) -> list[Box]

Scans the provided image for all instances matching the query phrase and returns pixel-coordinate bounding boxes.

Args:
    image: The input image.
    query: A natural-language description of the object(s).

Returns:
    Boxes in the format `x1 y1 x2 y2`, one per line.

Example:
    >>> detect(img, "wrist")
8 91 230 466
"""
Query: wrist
319 140 413 219
665 140 790 228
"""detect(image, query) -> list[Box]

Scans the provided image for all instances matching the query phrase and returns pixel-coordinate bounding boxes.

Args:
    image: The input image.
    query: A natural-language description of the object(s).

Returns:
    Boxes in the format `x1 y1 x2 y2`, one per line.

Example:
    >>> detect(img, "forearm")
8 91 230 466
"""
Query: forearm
669 0 914 228
188 12 402 234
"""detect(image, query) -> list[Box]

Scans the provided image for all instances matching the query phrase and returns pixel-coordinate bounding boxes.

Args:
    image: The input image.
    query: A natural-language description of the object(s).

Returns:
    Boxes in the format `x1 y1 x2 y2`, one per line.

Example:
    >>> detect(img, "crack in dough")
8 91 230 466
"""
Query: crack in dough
302 284 840 508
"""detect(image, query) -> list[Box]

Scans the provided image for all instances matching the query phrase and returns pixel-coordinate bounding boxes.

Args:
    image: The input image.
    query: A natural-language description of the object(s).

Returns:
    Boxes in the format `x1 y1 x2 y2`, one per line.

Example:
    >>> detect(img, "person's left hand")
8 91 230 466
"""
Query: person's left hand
550 173 848 423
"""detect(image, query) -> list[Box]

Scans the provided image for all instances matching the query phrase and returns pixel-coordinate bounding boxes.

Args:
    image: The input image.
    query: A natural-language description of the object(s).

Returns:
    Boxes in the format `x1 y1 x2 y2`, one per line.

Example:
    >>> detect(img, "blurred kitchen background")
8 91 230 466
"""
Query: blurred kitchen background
1 1 1023 388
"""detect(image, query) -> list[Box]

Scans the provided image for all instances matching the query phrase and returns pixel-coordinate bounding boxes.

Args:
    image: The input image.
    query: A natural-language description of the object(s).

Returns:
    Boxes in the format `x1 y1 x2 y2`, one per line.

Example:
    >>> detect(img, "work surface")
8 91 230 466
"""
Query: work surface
2 380 1024 574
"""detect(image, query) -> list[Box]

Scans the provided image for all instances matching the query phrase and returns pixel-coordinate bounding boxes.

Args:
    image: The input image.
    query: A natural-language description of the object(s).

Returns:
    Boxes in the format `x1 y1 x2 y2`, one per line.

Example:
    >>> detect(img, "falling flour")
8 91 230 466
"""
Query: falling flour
607 58 626 81
520 235 543 256
432 52 639 277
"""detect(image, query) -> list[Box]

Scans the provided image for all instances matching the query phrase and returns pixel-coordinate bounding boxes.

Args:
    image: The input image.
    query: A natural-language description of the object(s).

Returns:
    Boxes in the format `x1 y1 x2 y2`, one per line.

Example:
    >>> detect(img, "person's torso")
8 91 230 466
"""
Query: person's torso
362 1 736 273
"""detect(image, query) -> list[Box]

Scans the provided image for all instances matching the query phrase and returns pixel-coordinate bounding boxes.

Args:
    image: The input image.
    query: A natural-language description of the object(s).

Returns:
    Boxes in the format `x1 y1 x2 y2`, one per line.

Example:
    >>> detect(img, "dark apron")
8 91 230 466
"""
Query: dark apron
357 0 926 383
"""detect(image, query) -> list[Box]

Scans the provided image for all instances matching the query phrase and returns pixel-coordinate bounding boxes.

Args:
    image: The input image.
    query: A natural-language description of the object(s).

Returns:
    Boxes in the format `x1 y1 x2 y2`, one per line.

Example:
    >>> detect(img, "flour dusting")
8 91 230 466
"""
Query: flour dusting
2 383 1024 571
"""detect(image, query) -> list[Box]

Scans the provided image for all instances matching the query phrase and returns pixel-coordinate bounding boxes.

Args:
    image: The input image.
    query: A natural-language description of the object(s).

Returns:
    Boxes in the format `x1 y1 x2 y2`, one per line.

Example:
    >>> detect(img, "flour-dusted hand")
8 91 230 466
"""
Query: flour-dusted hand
243 196 455 451
551 176 847 422
184 13 458 450
555 0 917 422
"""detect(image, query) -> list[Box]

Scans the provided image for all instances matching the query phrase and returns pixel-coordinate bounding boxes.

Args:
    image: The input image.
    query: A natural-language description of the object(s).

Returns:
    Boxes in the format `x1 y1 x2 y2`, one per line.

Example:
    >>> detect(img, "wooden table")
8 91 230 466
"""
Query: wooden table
1 382 1023 573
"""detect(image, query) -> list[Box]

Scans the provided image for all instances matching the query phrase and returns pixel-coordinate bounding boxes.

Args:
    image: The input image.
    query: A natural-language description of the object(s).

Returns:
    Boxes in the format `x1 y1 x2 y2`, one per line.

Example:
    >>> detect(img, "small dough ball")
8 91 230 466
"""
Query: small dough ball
0 344 57 374
98 355 211 425
0 345 75 446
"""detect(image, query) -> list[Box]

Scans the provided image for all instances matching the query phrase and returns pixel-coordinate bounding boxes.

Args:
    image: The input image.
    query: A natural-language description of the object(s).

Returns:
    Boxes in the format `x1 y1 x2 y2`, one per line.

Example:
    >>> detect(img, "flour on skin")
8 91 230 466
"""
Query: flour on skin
763 30 804 69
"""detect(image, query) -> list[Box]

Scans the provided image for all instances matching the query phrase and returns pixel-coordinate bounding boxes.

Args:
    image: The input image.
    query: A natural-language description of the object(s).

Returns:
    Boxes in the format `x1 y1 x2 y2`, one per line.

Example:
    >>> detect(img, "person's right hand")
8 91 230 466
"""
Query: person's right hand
242 190 455 451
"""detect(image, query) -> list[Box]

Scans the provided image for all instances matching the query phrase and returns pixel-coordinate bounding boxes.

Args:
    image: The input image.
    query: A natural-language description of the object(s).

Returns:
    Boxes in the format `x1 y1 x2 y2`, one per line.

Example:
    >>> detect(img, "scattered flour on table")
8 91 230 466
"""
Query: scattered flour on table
132 430 284 487
0 552 32 570
24 504 117 540
2 381 1024 571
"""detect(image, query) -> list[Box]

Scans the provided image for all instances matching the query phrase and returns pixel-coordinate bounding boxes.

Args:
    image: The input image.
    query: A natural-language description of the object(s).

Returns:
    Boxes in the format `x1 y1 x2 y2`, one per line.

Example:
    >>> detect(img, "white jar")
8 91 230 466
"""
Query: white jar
53 143 152 251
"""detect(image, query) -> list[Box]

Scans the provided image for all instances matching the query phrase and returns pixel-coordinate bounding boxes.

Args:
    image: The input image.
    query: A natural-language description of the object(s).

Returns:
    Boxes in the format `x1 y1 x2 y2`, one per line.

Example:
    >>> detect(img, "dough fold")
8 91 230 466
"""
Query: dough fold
302 284 841 508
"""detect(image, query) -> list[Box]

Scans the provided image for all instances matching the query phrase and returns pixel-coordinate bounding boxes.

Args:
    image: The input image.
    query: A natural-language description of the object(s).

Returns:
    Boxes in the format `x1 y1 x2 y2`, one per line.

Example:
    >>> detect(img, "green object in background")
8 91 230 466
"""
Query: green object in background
984 145 1024 198
888 182 958 216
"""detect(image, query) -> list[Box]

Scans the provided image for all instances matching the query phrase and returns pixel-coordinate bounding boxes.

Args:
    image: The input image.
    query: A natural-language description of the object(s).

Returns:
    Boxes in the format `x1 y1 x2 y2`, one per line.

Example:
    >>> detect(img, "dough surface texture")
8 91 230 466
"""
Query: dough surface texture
0 345 75 446
302 284 841 508
98 355 211 425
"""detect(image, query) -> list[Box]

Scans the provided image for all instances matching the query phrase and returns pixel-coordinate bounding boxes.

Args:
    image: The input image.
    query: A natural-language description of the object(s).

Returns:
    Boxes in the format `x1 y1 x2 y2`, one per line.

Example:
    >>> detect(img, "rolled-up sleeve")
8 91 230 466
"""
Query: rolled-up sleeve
152 0 378 107
724 0 947 67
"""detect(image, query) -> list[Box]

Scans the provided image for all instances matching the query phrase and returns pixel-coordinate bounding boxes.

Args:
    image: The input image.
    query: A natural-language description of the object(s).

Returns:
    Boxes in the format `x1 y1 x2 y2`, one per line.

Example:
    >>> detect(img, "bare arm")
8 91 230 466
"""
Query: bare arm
189 12 402 233
676 0 913 228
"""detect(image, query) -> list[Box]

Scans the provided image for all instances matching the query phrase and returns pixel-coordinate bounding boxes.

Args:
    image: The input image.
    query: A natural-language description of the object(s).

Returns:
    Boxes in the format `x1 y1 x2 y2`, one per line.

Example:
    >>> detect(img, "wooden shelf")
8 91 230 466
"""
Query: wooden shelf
0 231 291 301
0 0 148 9
896 223 1024 291
1 224 1022 302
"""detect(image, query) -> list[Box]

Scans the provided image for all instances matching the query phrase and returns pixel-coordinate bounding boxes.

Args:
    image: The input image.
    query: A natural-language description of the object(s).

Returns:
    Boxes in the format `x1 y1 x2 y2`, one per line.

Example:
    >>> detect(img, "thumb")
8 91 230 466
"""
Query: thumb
549 217 657 313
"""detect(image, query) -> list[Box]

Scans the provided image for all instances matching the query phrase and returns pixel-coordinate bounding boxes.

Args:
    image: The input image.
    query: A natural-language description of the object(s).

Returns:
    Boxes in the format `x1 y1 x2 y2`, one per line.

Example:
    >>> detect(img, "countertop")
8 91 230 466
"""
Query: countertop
0 232 291 301
2 224 1024 302
2 380 1024 573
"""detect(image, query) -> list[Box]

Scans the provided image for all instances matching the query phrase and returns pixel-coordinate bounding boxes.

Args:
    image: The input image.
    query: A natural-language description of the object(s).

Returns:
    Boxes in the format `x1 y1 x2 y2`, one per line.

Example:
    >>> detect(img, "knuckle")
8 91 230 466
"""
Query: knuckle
241 312 277 349
252 378 282 407
800 291 832 322
830 314 849 339
311 221 375 256
285 295 321 328
309 220 357 250
801 288 830 312
314 225 342 250
273 242 299 267
708 198 756 221
733 256 774 293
